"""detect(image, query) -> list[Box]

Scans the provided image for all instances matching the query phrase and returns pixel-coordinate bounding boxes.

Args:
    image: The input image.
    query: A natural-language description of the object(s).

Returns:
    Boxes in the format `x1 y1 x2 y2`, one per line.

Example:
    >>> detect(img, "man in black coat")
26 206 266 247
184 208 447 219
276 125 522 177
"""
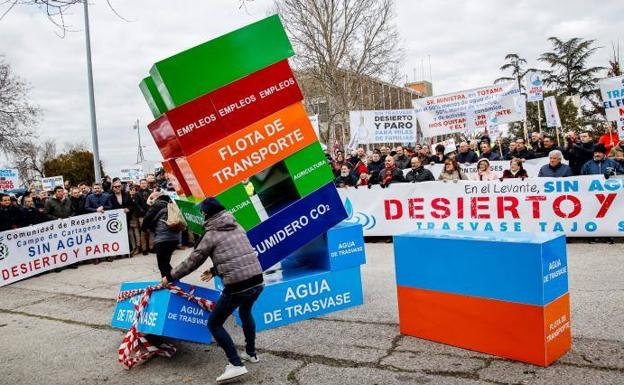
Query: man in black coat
456 142 478 163
533 135 560 158
20 195 44 226
0 193 20 231
405 157 435 182
69 187 86 216
564 131 595 175
509 138 534 160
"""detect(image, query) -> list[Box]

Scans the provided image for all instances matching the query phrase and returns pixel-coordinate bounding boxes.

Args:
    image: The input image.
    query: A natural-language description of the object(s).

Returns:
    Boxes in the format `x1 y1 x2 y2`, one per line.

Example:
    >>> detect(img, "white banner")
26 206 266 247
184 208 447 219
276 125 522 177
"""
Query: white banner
349 109 417 144
309 115 320 139
412 82 523 138
42 176 64 191
0 210 130 287
543 96 562 128
0 169 19 191
418 157 554 180
525 71 544 102
339 176 624 237
120 166 144 183
600 75 624 126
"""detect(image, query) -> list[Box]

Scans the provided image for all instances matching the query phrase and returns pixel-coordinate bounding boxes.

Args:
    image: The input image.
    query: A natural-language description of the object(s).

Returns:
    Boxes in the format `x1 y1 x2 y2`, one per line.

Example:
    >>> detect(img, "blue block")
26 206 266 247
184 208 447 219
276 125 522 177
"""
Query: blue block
393 231 568 306
111 281 221 344
281 222 366 272
247 267 364 331
247 182 348 271
326 222 366 270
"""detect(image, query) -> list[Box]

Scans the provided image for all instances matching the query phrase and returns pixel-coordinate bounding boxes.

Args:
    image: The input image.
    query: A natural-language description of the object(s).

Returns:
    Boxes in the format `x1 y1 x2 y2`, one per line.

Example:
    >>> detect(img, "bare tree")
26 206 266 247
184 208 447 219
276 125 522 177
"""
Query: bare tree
607 41 621 77
13 139 56 183
1 1 251 36
274 0 404 145
0 57 39 155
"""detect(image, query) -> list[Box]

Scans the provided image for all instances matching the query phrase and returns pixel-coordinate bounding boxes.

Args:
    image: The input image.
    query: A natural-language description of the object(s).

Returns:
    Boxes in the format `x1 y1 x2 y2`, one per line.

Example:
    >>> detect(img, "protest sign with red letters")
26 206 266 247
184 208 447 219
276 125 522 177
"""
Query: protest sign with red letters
0 209 130 287
339 176 624 237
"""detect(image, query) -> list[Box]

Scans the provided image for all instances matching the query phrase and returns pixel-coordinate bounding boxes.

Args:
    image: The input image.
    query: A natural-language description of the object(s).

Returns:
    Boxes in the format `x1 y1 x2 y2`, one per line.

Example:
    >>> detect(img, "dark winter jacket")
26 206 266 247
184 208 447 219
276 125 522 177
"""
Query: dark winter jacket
456 151 478 164
580 158 624 176
509 148 534 160
405 166 435 183
538 163 574 178
533 145 560 159
110 191 131 211
127 194 145 219
170 210 263 294
70 196 86 216
564 141 594 175
334 174 356 188
479 151 501 161
379 166 405 187
141 195 179 244
394 155 411 170
20 206 44 226
44 197 72 220
367 160 384 176
135 188 151 214
0 205 20 231
428 154 447 164
84 192 112 213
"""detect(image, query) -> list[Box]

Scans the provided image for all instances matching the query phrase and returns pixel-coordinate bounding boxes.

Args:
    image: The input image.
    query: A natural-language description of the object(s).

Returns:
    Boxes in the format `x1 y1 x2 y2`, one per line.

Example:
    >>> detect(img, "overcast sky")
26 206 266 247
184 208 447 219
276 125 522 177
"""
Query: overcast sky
1 0 622 175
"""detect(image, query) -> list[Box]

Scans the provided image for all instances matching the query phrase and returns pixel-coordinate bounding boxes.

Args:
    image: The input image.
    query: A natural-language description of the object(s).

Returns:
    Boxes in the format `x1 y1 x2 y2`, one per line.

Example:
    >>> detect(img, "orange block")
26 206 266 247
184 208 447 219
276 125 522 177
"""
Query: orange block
181 102 318 197
397 286 571 366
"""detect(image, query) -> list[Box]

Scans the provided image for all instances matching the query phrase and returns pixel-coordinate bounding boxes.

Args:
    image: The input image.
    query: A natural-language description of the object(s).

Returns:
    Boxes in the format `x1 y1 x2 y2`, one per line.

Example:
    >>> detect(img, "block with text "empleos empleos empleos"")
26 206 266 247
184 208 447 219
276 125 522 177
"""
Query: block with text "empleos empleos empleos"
393 231 571 367
149 15 294 111
146 60 303 159
111 281 221 344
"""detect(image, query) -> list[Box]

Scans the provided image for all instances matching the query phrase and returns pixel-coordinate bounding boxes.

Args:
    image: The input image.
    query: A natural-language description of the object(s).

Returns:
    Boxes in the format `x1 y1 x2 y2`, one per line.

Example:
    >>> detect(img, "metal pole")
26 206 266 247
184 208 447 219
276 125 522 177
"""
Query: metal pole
135 119 145 164
83 0 102 183
537 101 542 134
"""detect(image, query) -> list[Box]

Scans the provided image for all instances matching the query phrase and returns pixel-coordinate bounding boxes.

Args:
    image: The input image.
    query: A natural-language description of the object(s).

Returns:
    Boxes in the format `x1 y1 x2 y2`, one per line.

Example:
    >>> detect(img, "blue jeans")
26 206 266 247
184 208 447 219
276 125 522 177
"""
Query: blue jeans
208 285 263 366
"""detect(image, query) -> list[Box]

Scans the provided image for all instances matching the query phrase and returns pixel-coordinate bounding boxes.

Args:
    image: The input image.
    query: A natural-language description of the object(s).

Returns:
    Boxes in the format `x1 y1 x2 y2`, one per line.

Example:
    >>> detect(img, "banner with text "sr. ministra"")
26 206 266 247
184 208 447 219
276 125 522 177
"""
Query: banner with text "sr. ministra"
339 176 624 237
0 210 130 287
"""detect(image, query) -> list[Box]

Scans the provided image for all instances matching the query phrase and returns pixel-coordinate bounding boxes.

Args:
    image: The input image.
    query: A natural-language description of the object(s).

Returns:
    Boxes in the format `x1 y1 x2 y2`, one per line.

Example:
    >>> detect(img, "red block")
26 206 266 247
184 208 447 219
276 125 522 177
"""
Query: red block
147 60 303 159
397 286 571 366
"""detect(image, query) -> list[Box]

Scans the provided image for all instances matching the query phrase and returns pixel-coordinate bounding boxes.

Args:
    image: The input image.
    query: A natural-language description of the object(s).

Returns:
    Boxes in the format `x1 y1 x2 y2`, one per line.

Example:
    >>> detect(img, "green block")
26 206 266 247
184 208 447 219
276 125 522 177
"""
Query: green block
284 142 334 197
216 184 261 231
139 77 168 118
175 196 205 235
149 15 294 110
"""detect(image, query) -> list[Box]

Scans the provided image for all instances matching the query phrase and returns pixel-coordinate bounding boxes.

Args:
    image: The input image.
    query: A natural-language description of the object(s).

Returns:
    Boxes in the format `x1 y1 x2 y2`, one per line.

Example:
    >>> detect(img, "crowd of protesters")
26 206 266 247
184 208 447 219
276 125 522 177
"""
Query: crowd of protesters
0 171 195 268
330 128 624 188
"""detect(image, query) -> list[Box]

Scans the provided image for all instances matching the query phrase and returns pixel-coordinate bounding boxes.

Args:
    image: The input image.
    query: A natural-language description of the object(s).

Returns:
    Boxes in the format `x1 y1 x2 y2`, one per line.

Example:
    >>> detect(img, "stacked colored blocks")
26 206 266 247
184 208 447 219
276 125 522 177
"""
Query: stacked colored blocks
393 231 571 367
141 14 347 271
111 281 221 344
217 223 366 331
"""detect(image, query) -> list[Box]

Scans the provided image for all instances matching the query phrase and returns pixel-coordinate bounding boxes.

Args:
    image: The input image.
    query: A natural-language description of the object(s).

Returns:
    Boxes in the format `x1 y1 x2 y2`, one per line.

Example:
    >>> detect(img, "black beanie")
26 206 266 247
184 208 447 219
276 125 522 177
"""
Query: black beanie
198 197 225 218
594 143 607 154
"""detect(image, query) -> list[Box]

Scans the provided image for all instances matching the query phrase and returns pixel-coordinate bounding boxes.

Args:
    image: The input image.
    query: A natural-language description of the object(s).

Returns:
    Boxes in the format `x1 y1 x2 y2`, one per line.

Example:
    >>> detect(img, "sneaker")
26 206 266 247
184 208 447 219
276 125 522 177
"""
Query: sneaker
216 364 248 382
240 352 259 363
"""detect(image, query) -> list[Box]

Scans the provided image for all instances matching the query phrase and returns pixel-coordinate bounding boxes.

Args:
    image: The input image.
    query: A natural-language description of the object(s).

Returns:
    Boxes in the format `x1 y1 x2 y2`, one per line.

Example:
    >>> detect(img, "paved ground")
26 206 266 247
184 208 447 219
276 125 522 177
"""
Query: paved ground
0 241 623 385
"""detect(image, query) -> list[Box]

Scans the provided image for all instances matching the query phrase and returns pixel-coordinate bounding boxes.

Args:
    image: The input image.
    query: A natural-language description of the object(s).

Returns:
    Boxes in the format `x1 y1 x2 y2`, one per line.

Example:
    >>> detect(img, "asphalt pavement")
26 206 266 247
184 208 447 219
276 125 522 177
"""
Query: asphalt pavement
0 241 622 385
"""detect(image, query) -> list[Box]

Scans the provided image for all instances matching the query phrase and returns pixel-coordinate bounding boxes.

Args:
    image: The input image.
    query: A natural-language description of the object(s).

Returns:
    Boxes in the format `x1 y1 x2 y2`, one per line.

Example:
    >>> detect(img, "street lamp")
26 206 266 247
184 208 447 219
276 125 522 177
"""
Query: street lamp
83 0 102 183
